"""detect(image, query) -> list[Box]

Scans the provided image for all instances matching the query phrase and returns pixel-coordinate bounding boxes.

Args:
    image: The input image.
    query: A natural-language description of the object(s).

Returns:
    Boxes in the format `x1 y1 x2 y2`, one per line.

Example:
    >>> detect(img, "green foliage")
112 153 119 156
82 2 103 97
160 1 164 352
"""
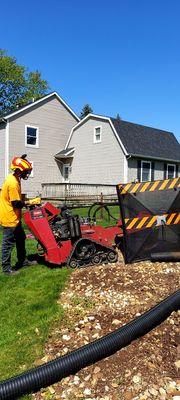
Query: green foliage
116 113 121 120
0 49 49 116
79 104 93 119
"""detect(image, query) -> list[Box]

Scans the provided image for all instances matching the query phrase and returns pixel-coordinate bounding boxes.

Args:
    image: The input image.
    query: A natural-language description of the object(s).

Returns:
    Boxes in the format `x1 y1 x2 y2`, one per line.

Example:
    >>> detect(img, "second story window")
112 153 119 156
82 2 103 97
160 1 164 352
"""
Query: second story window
94 126 102 143
25 125 39 147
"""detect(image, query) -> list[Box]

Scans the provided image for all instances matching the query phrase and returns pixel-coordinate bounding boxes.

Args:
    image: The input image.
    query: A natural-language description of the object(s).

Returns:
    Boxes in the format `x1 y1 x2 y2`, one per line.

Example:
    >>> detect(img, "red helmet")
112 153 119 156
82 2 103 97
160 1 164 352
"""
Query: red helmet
10 156 32 172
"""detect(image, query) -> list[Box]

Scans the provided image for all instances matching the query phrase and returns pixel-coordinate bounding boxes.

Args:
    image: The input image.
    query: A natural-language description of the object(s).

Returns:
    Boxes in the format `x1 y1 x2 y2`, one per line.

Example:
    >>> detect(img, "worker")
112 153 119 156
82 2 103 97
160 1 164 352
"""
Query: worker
0 154 36 275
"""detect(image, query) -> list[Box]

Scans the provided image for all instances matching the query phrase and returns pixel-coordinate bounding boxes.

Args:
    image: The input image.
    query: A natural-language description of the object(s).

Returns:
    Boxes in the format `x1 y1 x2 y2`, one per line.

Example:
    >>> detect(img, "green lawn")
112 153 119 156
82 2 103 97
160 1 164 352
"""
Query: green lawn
0 227 71 385
72 204 120 226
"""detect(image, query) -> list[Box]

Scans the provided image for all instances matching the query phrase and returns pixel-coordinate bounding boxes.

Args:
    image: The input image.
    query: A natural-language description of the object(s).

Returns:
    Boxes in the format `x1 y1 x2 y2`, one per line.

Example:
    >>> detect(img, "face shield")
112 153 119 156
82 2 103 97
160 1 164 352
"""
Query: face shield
20 169 32 180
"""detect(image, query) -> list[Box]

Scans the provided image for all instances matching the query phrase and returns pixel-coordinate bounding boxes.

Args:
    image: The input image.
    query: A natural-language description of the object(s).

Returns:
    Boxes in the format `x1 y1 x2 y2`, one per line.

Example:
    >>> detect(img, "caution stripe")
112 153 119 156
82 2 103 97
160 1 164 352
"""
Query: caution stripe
124 212 180 230
117 177 180 195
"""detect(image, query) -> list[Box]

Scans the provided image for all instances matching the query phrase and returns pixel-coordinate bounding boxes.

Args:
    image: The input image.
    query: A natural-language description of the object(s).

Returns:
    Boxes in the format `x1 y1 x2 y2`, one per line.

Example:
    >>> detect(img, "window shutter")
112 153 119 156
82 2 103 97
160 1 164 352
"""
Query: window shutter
176 164 179 178
137 160 141 182
151 161 154 181
164 163 167 179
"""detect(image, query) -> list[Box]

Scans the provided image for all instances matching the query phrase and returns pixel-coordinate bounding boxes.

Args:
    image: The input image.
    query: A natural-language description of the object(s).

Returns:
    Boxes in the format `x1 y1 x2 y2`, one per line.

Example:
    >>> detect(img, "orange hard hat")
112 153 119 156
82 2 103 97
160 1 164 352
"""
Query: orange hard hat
10 155 32 172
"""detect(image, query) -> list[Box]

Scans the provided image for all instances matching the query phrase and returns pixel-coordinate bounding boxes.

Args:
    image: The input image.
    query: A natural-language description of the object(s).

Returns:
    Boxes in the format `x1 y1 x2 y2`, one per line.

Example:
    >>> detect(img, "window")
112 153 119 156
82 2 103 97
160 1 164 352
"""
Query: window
63 164 71 182
25 125 39 147
94 126 102 143
141 161 151 182
167 164 175 179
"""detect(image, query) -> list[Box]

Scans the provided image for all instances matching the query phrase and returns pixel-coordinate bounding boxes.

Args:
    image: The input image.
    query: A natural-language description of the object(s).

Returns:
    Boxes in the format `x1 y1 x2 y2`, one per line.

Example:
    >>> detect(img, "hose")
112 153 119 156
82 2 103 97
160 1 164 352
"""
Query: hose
151 252 180 262
88 202 119 222
0 290 179 400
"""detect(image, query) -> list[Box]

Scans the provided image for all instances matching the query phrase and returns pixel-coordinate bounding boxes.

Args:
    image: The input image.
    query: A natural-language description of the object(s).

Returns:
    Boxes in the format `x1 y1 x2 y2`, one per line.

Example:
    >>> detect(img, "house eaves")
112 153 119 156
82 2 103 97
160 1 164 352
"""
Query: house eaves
1 92 80 122
54 148 74 160
65 113 128 156
129 153 180 163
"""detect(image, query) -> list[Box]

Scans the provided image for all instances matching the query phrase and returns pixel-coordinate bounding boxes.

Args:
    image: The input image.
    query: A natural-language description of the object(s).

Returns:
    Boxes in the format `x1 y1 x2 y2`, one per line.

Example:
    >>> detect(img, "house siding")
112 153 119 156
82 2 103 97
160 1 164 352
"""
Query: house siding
69 118 126 185
0 124 5 187
128 157 180 182
8 95 78 196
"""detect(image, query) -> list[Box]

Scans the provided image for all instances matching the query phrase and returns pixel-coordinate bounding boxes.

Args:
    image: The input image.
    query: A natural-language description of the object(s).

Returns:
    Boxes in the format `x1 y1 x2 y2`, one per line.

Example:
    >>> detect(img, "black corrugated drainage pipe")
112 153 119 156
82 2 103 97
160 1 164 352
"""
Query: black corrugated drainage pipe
151 252 180 262
0 290 179 400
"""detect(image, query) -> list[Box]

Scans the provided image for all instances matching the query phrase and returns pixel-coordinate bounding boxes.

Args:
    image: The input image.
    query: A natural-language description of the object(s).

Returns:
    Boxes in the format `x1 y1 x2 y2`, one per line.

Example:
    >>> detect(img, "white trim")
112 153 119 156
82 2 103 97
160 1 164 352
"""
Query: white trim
3 92 79 122
124 156 128 183
5 121 10 178
29 161 34 178
94 126 102 143
25 125 39 148
141 160 151 182
167 163 176 179
65 113 128 155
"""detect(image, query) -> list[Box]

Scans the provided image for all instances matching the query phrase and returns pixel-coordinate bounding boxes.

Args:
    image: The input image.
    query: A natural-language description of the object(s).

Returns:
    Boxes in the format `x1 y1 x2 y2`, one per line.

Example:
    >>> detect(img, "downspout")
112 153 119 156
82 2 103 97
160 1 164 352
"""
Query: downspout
124 154 131 183
5 120 9 179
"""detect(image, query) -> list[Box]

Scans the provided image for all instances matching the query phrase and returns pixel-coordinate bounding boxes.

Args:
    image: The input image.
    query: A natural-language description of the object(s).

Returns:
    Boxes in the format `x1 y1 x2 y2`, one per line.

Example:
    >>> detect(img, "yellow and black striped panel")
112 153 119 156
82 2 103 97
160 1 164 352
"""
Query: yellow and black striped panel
117 177 180 195
124 212 180 230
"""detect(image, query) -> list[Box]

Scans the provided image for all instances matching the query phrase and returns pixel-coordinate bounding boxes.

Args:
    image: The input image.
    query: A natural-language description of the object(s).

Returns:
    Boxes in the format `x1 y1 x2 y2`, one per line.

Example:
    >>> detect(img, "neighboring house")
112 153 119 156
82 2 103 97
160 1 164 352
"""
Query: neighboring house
0 92 79 196
57 114 180 185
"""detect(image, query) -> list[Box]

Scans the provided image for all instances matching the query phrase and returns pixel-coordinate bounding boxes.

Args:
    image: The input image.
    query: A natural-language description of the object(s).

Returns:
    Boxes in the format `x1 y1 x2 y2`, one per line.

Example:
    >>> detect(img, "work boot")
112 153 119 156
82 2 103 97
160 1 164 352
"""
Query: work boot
4 269 19 276
14 258 37 270
23 259 37 267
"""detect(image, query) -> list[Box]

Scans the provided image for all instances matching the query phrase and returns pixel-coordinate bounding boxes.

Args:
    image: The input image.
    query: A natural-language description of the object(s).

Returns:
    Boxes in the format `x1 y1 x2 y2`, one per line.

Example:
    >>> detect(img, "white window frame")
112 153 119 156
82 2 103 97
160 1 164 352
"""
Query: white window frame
63 163 71 183
94 126 102 143
141 160 151 182
166 163 175 179
25 125 39 148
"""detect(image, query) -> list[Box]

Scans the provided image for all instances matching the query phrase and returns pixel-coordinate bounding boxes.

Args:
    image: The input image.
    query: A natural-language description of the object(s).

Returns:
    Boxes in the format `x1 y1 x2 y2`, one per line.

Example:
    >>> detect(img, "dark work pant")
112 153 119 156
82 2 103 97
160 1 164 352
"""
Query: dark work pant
1 224 26 272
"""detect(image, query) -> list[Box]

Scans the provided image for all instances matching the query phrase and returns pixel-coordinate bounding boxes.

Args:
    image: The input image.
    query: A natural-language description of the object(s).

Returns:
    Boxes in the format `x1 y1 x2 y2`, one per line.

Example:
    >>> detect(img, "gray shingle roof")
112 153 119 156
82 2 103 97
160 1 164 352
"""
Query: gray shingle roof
54 148 74 159
111 118 180 162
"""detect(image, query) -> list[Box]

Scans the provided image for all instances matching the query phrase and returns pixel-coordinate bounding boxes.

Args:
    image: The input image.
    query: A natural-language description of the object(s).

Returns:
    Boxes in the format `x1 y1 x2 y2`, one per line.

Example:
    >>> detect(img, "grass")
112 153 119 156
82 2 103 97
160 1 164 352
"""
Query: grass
72 204 120 226
0 227 71 384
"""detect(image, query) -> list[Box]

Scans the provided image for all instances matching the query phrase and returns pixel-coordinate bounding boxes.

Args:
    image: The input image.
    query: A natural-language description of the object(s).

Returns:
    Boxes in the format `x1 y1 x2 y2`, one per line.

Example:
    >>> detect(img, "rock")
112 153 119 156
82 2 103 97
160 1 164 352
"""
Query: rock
124 391 133 399
112 319 121 325
132 375 141 383
62 334 71 341
93 366 101 374
175 360 180 369
83 388 91 395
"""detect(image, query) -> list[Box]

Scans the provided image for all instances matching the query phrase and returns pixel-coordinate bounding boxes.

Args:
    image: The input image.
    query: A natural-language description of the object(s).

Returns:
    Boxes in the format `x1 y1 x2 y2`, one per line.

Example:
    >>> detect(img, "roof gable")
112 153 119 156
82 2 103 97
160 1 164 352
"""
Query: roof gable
1 92 79 122
66 113 180 162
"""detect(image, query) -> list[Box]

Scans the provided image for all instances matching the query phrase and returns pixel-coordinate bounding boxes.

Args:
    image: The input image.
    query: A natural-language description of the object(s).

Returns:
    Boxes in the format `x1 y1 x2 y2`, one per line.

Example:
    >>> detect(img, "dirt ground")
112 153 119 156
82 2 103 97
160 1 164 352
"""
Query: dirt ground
33 254 180 400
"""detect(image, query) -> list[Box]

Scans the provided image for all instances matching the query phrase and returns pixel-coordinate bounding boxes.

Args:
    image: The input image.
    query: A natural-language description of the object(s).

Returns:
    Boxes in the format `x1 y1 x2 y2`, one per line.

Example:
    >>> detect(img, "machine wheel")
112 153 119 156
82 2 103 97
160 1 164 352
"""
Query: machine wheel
107 251 118 263
69 259 78 269
75 239 96 260
92 253 102 265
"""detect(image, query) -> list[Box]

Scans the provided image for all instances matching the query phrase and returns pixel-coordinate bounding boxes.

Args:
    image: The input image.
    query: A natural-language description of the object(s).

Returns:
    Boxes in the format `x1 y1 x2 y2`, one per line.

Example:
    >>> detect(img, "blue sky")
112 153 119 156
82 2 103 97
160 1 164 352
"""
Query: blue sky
1 0 180 140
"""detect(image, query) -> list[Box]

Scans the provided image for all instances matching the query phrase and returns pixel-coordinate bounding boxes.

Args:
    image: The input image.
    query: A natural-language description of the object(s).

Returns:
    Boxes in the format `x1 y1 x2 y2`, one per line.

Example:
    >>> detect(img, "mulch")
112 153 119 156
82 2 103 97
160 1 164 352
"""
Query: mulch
33 254 180 400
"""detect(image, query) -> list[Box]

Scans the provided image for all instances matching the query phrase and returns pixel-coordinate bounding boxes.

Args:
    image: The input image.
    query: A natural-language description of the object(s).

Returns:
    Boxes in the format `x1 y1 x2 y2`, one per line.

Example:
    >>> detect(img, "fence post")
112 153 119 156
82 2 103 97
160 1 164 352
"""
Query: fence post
100 192 104 219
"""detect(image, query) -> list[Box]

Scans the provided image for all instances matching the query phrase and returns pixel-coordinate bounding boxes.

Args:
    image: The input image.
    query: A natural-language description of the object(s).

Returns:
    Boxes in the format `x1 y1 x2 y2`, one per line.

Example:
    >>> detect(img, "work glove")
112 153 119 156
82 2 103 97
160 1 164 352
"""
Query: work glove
25 197 41 206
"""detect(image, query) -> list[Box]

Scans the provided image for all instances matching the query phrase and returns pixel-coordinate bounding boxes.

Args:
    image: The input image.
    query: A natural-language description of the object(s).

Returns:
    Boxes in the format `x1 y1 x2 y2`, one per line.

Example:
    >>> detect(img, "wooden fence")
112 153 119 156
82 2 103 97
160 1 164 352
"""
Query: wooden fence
41 182 118 206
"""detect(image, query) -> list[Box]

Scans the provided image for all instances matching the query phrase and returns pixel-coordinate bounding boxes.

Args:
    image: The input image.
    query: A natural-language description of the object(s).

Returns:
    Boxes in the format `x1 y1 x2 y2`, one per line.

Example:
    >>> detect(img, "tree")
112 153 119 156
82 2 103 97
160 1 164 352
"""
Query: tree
80 104 93 119
116 113 121 120
0 49 49 116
